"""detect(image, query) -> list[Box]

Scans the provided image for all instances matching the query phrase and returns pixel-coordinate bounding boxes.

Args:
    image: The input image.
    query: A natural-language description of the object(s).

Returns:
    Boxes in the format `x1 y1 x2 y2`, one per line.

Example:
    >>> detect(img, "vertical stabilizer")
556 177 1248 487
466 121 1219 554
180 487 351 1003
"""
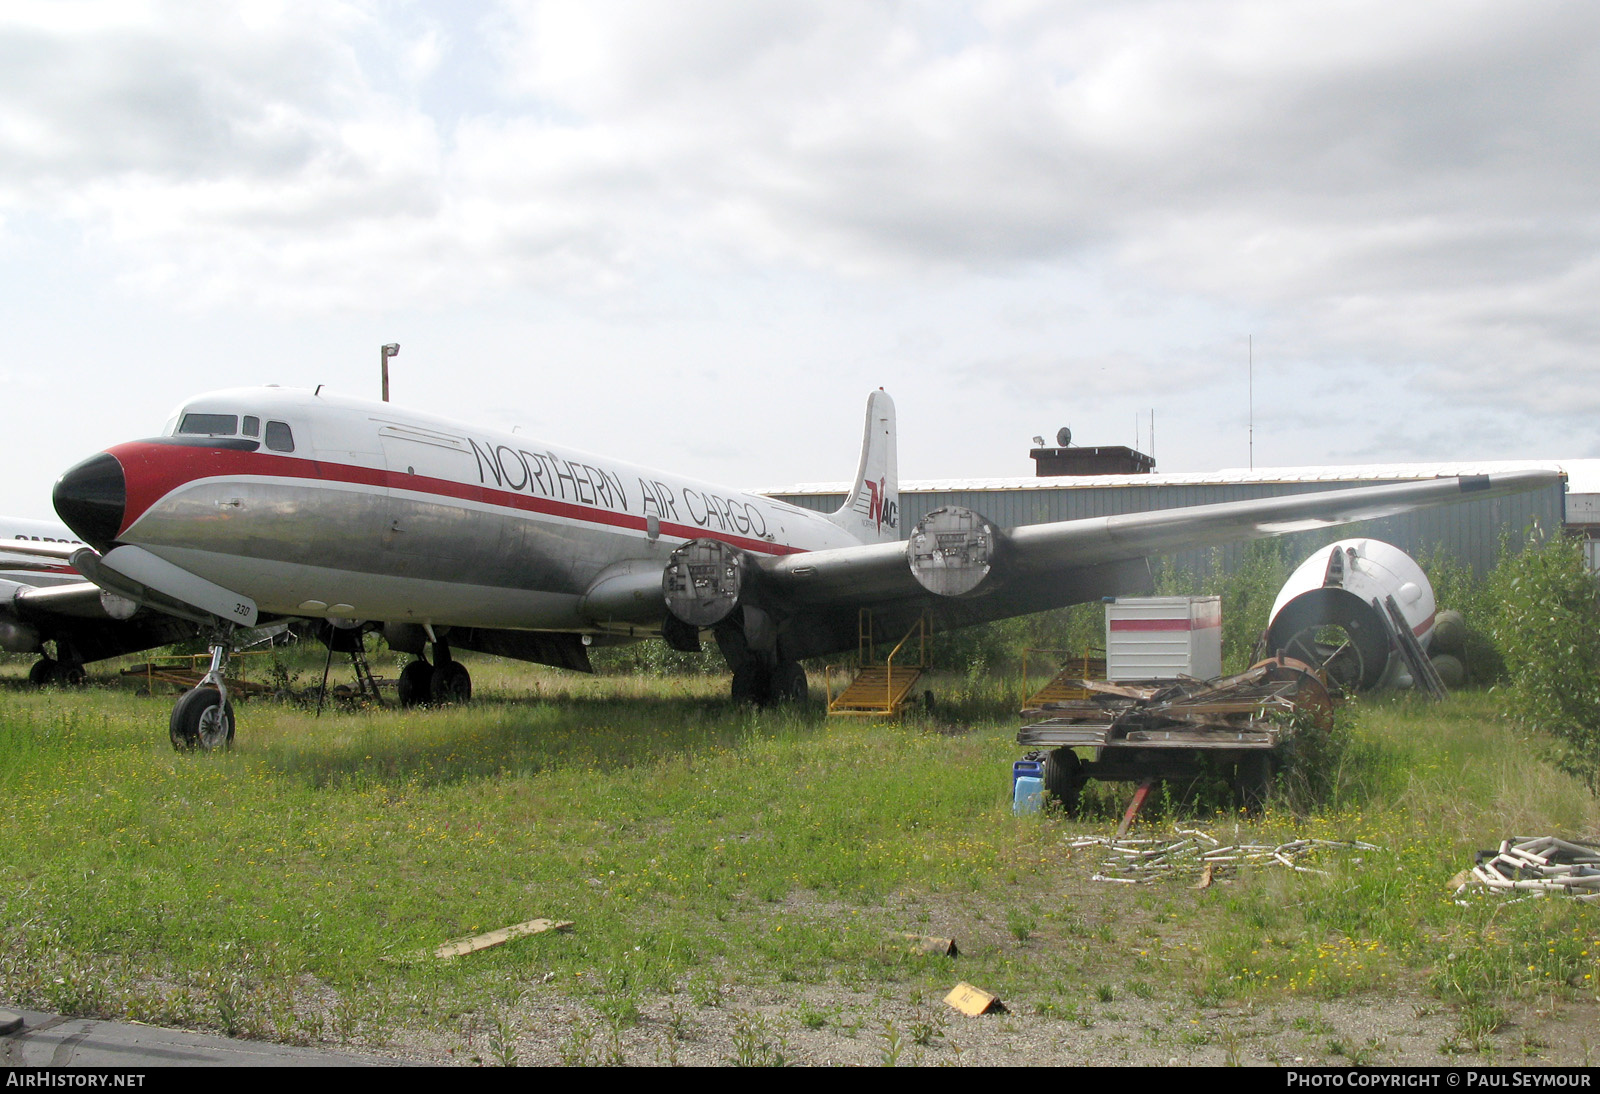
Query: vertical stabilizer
827 390 899 544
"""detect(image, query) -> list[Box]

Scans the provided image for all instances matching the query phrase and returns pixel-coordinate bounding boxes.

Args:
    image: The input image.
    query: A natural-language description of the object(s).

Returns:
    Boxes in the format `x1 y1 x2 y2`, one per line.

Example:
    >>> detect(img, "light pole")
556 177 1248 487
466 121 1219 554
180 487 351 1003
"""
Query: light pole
381 343 400 402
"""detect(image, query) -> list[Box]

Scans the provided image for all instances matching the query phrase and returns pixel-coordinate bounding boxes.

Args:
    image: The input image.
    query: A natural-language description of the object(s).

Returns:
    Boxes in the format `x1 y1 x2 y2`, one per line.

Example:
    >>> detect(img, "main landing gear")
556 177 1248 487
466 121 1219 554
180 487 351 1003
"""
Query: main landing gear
732 658 808 705
27 656 86 687
715 614 807 707
170 631 235 752
397 635 472 709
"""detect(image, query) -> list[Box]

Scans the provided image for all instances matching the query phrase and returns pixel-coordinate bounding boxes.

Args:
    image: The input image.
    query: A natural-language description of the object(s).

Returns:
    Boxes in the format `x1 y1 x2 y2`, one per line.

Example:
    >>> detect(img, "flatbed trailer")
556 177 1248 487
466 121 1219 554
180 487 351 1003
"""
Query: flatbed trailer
1015 658 1331 814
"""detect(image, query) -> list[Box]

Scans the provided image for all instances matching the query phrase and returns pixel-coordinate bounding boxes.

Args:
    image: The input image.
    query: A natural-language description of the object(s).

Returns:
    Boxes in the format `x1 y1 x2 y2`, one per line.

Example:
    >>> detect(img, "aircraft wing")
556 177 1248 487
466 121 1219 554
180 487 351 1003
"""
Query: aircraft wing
0 538 78 572
756 470 1560 657
0 539 199 666
12 581 114 619
1001 470 1558 569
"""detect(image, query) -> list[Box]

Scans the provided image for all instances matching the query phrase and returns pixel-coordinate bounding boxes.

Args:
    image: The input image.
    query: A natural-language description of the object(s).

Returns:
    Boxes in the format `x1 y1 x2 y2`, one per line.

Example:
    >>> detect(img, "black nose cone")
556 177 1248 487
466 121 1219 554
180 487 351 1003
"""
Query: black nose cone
54 452 126 550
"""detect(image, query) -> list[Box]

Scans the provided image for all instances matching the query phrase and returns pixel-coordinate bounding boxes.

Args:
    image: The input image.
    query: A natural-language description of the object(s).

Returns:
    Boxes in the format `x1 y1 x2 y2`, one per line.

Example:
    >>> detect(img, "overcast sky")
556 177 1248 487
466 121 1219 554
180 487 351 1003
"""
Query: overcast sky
2 1 1597 518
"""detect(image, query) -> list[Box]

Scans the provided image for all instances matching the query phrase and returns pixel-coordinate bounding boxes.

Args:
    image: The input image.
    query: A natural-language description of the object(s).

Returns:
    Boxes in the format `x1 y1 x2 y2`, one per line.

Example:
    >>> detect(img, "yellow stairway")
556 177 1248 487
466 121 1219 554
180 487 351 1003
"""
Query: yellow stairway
1023 654 1108 709
828 665 925 717
826 611 929 717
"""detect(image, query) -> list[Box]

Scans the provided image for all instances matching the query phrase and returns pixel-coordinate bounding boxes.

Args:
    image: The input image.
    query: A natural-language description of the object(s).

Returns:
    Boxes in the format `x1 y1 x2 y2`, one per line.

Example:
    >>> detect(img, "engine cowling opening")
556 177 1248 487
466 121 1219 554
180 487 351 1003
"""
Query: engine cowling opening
907 506 998 597
663 538 745 627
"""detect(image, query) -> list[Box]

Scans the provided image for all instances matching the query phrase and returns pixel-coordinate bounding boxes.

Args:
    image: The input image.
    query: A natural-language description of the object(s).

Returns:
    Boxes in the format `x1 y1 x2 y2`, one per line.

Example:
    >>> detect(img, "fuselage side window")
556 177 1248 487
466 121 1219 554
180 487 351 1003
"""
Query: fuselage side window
178 413 238 436
264 421 295 453
242 416 260 437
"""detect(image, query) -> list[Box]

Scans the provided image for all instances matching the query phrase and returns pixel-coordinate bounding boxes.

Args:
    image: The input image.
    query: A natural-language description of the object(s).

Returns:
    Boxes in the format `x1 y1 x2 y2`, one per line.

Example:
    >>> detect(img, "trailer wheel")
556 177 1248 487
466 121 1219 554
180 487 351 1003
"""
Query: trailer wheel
1043 748 1085 813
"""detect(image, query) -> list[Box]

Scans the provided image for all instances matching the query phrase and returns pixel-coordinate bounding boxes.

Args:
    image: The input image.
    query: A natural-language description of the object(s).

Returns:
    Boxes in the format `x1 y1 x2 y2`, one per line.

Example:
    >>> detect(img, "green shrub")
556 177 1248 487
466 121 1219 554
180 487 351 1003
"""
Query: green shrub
1486 529 1600 792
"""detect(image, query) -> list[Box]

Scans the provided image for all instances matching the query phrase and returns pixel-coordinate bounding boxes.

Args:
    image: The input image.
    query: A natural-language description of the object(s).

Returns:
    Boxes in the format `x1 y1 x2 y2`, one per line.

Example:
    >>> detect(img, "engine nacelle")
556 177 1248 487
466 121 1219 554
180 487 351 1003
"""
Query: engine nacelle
381 621 428 656
663 538 745 627
99 591 139 621
0 620 42 653
1265 538 1436 692
907 506 999 597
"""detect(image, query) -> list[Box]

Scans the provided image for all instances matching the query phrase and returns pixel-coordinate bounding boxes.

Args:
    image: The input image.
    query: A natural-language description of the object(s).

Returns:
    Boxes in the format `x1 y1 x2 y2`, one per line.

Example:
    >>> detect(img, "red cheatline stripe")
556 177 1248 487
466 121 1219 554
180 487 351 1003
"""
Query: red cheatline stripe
1110 619 1198 632
111 440 804 557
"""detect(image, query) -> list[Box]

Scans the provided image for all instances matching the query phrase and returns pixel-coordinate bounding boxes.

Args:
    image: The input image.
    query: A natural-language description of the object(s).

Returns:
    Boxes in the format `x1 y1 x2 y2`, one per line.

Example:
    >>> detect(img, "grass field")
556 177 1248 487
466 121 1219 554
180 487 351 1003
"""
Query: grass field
1 654 1598 1065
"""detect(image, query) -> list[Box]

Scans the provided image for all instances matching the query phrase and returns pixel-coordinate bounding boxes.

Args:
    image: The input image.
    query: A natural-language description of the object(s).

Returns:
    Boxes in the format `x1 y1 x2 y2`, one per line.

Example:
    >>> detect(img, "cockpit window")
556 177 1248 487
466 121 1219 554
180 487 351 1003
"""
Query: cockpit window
264 421 295 453
178 413 239 436
242 416 260 438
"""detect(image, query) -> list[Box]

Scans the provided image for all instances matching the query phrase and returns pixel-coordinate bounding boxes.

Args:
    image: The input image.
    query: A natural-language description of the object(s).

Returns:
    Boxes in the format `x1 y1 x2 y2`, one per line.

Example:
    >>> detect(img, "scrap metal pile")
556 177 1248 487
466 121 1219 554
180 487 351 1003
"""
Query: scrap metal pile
1073 828 1380 886
1453 836 1600 902
1018 657 1334 752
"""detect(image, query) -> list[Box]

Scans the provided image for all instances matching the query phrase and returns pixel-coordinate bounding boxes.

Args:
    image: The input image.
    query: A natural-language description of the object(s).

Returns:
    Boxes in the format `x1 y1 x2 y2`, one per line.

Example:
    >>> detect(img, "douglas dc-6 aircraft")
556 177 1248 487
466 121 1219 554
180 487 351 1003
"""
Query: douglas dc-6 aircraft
31 385 1557 750
0 517 195 684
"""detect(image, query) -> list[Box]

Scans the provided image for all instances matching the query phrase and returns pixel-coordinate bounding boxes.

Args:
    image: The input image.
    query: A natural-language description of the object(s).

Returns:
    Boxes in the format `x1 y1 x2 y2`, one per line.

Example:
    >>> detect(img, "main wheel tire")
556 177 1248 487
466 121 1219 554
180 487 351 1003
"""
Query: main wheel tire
430 659 472 704
1043 747 1085 813
730 662 771 705
770 661 808 704
56 661 86 686
397 660 433 708
27 658 57 687
170 687 235 752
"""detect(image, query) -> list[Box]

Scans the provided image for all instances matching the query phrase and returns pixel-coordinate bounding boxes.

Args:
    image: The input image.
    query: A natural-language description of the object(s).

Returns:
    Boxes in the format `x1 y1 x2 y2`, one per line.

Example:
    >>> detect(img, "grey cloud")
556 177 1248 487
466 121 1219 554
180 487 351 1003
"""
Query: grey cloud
0 24 352 188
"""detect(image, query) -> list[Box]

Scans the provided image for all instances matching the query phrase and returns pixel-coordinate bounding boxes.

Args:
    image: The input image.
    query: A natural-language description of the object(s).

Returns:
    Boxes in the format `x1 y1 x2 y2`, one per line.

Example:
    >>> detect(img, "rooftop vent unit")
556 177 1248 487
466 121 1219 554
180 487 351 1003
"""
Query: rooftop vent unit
1030 444 1155 477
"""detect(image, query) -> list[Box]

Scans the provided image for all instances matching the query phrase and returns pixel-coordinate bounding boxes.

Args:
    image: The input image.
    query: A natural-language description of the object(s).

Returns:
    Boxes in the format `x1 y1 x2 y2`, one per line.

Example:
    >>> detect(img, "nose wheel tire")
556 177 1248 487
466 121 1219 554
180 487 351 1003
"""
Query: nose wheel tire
170 687 235 752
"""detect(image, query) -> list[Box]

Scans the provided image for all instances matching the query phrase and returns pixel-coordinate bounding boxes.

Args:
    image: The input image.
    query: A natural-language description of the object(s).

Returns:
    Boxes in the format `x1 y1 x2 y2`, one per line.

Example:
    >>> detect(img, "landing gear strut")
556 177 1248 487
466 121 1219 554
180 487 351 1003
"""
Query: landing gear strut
396 634 472 709
717 621 807 706
170 631 235 751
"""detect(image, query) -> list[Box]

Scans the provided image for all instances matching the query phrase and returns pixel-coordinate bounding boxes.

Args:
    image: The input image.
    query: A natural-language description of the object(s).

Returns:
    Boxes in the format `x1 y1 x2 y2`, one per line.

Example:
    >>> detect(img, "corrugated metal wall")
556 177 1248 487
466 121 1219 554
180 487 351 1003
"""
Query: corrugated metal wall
766 480 1564 578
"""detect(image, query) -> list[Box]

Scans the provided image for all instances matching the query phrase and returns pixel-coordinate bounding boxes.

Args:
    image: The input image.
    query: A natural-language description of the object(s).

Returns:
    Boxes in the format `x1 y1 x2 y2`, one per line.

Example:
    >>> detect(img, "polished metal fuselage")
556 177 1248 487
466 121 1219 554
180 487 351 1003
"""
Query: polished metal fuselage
115 388 862 633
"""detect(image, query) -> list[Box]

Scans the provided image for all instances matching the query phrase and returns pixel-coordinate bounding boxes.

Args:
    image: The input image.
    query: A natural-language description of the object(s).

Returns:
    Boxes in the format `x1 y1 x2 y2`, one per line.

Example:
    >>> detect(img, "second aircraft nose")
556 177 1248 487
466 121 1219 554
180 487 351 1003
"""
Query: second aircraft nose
53 452 126 550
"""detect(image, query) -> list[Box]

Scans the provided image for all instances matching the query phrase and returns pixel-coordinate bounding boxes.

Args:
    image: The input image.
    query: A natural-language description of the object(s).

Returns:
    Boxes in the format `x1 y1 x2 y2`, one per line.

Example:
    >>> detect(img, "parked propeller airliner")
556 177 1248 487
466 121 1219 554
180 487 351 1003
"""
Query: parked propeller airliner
0 517 196 684
41 385 1558 750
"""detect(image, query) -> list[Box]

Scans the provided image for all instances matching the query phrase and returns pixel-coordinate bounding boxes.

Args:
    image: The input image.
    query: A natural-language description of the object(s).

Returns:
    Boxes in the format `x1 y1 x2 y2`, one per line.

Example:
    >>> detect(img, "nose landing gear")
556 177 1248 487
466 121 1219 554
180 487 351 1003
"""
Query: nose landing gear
170 631 236 751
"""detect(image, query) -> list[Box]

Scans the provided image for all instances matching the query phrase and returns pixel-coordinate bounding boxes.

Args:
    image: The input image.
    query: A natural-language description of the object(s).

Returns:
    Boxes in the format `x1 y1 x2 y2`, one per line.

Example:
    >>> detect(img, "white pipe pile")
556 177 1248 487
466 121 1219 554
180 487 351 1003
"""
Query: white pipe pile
1456 836 1600 902
1073 829 1380 885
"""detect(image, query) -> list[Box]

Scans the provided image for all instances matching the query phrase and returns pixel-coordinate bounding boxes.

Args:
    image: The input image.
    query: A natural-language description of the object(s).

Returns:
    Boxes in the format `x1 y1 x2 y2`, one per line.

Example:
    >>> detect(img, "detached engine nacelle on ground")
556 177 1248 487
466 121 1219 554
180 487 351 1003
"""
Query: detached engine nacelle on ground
1264 538 1434 692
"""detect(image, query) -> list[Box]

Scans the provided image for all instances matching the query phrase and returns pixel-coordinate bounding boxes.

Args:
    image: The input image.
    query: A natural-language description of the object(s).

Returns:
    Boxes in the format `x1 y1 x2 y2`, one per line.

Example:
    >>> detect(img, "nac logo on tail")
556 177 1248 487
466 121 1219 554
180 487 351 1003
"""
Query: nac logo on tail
851 478 898 532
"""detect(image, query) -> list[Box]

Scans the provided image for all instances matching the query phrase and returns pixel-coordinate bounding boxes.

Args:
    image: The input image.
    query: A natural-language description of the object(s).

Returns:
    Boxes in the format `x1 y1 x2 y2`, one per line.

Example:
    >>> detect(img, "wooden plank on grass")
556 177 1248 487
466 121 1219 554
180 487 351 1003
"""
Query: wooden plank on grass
423 918 573 961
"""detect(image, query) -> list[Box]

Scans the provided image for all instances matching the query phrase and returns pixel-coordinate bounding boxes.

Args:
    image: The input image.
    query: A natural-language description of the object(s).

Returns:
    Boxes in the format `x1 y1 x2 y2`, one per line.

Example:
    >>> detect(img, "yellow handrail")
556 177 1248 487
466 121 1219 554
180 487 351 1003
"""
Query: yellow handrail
1022 647 1077 700
857 607 875 666
881 615 928 710
1020 647 1107 705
